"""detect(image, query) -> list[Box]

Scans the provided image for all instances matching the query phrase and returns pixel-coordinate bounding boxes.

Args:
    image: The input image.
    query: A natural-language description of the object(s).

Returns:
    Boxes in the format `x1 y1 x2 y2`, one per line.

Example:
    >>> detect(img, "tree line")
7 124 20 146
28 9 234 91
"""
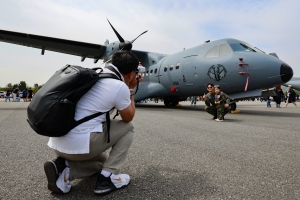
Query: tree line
0 81 43 94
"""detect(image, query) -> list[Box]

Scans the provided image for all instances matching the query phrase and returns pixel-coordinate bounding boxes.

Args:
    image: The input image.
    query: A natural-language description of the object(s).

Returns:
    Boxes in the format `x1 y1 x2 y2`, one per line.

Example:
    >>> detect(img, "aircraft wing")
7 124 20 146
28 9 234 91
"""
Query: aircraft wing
0 29 106 60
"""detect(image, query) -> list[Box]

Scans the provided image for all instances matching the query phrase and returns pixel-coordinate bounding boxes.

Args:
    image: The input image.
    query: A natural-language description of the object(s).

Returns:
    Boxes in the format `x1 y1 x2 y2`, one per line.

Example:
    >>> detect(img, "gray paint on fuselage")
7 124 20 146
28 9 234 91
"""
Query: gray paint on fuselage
135 38 290 101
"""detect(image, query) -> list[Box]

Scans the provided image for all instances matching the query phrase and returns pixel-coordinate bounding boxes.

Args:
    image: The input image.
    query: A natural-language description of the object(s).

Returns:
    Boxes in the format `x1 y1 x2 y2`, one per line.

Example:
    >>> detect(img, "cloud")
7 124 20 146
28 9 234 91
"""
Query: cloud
0 0 299 86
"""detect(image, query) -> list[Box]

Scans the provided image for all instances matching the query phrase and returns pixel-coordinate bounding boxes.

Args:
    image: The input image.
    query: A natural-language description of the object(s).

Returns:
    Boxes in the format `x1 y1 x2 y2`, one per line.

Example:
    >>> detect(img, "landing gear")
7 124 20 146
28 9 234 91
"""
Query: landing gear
171 100 179 106
164 99 170 106
164 97 179 106
230 102 237 111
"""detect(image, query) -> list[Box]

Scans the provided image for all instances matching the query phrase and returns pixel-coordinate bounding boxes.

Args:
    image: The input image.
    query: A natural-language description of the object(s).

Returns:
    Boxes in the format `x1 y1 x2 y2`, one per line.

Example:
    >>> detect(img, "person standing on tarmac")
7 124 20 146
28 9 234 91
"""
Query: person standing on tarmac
5 89 11 102
202 83 230 120
283 85 298 108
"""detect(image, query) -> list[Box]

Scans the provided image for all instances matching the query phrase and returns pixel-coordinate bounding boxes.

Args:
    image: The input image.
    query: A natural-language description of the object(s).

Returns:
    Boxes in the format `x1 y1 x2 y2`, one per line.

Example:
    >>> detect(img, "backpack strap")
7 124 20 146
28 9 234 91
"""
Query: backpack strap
105 65 122 80
74 73 122 143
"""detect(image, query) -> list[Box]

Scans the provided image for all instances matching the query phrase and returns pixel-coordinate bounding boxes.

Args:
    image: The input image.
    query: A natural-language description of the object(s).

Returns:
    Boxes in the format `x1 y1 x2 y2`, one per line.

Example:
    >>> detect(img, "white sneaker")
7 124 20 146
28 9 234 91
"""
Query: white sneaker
56 167 71 193
94 173 130 194
110 174 130 188
215 119 224 122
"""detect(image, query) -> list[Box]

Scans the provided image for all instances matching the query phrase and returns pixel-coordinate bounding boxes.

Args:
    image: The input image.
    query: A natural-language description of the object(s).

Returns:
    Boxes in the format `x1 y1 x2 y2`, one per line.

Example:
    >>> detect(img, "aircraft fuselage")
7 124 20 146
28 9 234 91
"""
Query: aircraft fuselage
134 38 293 102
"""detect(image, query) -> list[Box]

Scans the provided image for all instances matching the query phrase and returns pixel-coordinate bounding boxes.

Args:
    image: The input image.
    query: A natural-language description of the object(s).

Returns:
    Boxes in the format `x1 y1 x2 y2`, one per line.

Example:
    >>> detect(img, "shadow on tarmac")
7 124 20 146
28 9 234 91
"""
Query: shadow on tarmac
49 166 218 199
136 103 300 118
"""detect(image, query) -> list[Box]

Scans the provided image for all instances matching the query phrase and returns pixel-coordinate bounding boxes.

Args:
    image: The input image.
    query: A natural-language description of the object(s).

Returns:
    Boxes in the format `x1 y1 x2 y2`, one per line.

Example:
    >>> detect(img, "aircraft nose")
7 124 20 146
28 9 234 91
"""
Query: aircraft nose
280 63 293 83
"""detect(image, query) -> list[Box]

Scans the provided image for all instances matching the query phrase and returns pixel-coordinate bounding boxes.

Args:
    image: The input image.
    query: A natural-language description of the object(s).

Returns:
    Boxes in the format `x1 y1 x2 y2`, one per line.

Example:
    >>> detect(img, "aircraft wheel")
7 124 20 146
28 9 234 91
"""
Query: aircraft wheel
171 100 179 106
230 102 236 111
164 99 170 106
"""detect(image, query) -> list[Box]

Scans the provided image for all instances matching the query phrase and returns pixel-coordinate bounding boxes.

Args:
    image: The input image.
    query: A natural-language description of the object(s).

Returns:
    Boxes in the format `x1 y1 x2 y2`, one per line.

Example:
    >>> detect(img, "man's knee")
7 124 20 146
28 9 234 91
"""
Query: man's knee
205 106 216 115
127 121 134 132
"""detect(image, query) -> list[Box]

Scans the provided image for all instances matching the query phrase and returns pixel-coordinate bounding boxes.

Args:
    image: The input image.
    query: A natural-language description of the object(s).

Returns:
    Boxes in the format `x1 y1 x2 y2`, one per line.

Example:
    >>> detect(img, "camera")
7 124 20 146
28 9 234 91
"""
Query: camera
136 65 146 78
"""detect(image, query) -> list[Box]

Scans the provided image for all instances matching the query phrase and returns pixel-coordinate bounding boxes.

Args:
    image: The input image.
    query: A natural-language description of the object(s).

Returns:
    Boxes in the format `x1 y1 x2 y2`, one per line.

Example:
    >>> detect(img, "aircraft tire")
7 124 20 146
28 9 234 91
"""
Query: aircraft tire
230 102 237 111
171 100 179 106
164 99 170 106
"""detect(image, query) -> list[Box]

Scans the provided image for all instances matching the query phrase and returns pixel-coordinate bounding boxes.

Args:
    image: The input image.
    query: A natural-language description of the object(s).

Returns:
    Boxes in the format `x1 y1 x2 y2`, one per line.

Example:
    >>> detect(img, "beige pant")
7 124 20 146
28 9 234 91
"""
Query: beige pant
54 119 134 181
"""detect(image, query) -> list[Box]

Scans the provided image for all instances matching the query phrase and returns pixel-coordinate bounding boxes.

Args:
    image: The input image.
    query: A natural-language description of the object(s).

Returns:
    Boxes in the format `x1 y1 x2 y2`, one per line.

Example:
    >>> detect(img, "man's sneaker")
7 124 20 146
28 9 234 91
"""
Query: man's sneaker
215 119 224 122
44 157 71 194
94 174 130 195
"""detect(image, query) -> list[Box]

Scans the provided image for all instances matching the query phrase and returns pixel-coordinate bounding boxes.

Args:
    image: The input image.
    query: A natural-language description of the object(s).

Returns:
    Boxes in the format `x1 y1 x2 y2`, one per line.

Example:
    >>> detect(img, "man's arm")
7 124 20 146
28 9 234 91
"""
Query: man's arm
225 94 230 104
119 90 135 122
203 93 211 106
119 75 143 122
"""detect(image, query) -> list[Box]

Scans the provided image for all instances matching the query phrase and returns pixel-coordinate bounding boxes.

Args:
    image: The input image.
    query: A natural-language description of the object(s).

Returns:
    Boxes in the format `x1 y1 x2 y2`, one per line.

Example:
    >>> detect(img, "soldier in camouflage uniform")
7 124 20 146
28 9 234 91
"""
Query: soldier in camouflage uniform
203 83 230 120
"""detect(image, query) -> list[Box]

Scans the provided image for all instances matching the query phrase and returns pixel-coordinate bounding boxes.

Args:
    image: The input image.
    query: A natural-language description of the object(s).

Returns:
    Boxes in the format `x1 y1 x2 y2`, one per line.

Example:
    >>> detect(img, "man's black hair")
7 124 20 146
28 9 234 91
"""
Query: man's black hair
207 83 214 87
111 50 139 75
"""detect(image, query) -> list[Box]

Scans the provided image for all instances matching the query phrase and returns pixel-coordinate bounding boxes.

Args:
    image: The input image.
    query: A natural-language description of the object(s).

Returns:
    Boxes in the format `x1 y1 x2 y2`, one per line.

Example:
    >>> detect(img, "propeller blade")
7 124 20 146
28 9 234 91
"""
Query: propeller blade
131 30 148 43
107 19 125 42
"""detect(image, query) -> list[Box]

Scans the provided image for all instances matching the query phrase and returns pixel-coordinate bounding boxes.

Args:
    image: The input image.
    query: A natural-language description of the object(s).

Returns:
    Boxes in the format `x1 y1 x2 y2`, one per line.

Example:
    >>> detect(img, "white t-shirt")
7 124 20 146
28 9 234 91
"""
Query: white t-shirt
47 65 131 154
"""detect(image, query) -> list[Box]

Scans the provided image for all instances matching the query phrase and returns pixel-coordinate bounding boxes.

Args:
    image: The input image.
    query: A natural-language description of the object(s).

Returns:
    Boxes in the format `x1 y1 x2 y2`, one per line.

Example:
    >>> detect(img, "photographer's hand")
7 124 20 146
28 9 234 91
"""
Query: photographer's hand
128 75 143 89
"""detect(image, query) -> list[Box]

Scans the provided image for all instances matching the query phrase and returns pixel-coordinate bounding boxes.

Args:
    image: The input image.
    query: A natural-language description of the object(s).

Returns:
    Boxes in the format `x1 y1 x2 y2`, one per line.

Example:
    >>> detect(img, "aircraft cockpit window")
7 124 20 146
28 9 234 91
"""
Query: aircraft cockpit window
150 70 153 75
229 43 256 52
164 66 168 72
154 68 157 74
176 63 180 69
204 46 219 58
219 44 232 56
170 65 174 71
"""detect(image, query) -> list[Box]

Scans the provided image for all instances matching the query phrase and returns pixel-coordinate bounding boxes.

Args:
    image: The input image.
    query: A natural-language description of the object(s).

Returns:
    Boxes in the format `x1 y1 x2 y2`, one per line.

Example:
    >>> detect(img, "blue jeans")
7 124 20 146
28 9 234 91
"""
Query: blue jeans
5 96 10 102
266 100 271 107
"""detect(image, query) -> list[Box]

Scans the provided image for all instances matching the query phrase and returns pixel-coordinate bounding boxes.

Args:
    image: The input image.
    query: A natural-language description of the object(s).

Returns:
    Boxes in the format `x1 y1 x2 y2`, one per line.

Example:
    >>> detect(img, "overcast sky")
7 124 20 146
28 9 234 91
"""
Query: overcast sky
0 0 299 87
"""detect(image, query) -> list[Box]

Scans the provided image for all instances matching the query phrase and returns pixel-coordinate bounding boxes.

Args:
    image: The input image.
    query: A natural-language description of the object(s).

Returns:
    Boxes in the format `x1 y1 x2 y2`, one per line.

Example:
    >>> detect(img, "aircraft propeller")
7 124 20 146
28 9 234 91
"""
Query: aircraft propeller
107 19 147 51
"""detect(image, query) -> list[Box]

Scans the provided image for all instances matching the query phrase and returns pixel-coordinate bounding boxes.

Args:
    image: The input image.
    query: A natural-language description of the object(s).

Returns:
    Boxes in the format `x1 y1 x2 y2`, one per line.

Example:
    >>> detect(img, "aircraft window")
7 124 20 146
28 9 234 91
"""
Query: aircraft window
146 71 149 76
170 65 174 71
164 66 168 72
150 70 153 75
229 43 256 52
204 46 219 58
154 68 157 74
219 44 232 56
176 63 180 69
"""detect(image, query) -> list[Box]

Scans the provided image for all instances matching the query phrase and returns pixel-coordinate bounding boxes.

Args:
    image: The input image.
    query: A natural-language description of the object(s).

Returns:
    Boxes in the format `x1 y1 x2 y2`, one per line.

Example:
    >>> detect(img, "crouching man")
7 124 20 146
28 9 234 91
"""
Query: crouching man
44 50 142 195
202 83 230 119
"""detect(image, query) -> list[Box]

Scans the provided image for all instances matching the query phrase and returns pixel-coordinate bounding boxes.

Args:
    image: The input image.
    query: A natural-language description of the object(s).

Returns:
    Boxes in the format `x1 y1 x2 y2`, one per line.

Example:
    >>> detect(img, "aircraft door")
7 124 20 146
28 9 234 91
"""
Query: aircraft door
182 56 197 86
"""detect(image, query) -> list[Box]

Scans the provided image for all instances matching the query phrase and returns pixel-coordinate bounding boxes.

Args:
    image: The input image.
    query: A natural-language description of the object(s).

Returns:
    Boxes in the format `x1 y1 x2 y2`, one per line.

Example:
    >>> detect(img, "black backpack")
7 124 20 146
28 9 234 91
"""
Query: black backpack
27 64 121 140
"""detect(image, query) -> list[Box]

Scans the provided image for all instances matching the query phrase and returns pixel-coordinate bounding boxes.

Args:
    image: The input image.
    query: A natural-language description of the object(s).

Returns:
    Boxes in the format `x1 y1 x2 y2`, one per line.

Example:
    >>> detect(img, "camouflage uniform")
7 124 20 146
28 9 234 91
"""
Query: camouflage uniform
215 92 227 120
205 92 230 119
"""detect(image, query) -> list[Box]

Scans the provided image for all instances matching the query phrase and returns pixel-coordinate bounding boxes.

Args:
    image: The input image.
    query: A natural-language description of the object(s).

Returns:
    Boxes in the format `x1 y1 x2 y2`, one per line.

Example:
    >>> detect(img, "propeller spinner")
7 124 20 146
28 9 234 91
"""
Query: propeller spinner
107 19 147 51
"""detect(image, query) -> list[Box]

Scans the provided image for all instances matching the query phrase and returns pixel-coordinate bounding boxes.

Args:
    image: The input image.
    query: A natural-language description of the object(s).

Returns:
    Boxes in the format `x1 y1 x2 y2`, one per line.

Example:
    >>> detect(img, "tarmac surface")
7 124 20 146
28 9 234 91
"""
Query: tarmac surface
0 99 300 200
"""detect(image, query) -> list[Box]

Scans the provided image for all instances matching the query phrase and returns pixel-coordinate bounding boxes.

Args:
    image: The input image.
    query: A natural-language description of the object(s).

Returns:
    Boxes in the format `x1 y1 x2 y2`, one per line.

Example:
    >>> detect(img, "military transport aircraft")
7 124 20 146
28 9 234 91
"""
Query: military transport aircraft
0 20 294 110
284 77 300 90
